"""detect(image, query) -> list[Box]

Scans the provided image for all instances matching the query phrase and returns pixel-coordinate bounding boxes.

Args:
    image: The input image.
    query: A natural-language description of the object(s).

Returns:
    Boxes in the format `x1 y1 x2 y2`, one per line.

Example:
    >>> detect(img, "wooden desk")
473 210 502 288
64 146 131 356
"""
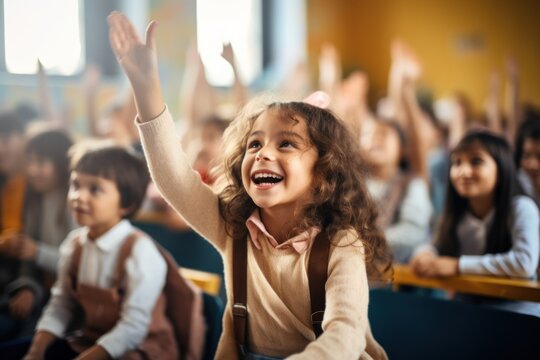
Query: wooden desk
392 264 540 302
134 210 167 225
180 267 222 296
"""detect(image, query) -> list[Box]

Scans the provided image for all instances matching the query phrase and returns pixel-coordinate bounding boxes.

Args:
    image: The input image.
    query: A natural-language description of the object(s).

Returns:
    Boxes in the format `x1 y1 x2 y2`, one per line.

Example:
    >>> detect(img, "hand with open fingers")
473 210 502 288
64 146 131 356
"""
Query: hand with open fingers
9 289 35 319
108 11 158 87
107 11 164 121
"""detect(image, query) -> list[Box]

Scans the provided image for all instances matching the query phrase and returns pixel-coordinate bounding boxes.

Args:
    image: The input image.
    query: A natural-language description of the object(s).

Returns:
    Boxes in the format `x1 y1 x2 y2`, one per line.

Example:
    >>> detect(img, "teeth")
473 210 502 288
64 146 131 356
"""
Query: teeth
254 173 283 180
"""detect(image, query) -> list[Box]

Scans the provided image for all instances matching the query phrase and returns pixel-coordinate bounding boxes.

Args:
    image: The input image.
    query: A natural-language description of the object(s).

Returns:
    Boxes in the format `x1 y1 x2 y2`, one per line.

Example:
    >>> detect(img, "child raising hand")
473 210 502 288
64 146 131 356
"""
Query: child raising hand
108 12 391 359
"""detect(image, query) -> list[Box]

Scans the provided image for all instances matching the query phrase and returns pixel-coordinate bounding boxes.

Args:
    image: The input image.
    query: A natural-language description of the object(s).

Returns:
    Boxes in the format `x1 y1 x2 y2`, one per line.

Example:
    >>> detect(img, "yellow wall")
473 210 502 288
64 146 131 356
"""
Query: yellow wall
307 0 540 110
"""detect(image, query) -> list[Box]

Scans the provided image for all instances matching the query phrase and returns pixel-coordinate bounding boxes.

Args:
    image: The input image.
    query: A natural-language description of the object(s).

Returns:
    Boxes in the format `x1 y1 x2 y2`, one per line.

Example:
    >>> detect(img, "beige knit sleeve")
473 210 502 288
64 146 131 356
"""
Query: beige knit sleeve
136 108 227 252
287 230 376 360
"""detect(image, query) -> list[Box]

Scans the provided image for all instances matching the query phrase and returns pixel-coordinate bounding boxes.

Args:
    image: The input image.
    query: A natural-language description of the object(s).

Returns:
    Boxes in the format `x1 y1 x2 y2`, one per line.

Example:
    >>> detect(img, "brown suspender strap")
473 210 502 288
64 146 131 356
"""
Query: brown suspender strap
69 237 84 290
68 233 139 290
308 231 330 337
232 231 330 355
110 233 140 288
233 236 248 356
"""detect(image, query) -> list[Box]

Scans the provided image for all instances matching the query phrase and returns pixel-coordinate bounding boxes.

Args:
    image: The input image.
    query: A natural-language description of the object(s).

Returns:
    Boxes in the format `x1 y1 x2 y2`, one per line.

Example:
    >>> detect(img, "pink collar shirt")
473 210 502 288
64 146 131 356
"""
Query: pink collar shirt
245 209 320 254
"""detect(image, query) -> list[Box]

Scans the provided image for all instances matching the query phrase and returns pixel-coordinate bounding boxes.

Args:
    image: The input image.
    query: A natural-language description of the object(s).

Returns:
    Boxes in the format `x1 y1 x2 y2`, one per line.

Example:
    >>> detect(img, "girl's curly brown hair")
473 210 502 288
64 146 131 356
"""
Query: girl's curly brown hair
214 96 392 280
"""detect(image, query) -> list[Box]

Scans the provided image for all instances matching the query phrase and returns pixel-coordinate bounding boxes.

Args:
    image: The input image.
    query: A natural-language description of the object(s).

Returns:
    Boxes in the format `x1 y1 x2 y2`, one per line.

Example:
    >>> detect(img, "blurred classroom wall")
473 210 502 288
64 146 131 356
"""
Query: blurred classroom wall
307 0 540 109
0 0 538 131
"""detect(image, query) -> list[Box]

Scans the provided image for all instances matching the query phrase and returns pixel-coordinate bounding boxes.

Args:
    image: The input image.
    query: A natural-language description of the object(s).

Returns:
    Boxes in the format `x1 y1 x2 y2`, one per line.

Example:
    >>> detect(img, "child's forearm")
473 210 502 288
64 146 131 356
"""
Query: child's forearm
25 330 57 359
76 345 112 360
131 79 165 123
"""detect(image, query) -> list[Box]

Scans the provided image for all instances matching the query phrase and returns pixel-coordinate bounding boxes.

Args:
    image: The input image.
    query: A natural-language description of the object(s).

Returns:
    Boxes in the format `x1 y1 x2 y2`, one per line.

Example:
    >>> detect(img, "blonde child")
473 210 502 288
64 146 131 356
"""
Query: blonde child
108 12 391 359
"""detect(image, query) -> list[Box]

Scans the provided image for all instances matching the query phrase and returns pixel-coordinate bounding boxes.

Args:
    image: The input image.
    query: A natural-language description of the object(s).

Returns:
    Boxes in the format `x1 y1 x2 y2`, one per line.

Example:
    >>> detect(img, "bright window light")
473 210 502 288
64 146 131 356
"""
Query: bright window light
196 0 262 86
4 0 84 75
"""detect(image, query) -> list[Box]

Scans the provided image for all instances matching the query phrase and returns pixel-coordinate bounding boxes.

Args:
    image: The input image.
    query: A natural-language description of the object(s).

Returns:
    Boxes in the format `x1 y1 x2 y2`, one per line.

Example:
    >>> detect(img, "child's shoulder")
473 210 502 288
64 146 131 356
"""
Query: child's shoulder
512 195 540 219
58 227 87 254
117 226 168 277
125 226 165 259
329 228 364 249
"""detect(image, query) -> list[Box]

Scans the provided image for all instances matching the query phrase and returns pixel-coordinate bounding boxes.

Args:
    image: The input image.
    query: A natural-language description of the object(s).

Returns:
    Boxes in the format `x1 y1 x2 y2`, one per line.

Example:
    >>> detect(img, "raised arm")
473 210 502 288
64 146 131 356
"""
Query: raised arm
318 43 342 99
179 41 218 131
107 12 164 122
221 42 248 112
107 12 227 249
37 60 63 127
83 63 102 137
505 57 520 145
401 78 429 181
484 71 503 135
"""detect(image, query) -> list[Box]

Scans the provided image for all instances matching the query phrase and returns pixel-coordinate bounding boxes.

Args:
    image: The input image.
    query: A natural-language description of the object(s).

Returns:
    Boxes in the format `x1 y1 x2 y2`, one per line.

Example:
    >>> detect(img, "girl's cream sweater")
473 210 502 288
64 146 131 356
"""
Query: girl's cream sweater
137 109 387 360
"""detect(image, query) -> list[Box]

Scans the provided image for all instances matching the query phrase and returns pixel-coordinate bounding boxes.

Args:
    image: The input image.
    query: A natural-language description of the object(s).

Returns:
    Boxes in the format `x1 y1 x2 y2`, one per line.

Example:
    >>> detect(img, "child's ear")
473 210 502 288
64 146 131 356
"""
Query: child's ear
120 206 134 218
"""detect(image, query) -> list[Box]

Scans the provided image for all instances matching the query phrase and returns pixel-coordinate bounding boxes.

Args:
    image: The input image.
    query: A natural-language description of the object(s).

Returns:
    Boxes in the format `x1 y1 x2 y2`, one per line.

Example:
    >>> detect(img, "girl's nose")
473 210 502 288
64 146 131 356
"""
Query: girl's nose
256 147 275 161
457 163 472 177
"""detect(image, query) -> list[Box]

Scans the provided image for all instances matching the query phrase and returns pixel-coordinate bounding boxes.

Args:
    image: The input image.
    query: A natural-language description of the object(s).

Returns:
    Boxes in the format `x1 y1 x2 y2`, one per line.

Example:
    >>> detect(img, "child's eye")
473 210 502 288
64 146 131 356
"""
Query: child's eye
247 140 261 149
280 140 295 148
90 184 102 194
471 158 484 165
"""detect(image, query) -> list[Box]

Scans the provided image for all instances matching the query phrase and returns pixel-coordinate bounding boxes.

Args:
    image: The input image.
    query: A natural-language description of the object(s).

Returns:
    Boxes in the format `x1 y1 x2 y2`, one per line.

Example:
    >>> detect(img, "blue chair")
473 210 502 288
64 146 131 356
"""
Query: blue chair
202 292 224 360
369 288 540 360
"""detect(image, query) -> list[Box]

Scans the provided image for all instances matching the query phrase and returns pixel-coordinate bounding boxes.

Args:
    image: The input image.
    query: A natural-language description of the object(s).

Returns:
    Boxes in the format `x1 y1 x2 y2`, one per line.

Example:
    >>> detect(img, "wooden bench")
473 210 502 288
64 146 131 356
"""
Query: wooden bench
392 264 540 302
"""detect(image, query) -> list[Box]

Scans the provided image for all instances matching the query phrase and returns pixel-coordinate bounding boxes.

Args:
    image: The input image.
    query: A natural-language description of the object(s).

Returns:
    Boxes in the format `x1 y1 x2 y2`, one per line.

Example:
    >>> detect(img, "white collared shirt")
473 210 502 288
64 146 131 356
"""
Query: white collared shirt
36 220 167 358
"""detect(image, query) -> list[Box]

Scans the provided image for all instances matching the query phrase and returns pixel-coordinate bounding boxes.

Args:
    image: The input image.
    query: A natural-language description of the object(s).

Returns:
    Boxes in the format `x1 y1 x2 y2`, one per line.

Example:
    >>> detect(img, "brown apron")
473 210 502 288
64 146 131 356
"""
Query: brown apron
67 234 179 360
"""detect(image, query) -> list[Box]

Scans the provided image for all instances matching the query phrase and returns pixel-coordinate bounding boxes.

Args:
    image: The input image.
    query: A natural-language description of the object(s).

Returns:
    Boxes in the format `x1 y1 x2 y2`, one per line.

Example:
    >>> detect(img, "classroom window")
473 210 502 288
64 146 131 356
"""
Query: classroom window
3 0 84 75
196 0 263 87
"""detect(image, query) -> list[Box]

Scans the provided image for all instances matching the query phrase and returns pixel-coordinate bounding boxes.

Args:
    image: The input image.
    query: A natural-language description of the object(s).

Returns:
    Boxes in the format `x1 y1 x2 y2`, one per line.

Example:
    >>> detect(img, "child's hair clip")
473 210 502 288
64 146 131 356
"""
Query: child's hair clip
302 91 331 109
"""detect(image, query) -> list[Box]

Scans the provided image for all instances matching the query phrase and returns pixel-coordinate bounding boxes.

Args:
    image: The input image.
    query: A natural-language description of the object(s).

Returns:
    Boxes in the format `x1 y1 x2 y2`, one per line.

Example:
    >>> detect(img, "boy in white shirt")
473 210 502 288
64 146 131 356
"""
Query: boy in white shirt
24 143 178 360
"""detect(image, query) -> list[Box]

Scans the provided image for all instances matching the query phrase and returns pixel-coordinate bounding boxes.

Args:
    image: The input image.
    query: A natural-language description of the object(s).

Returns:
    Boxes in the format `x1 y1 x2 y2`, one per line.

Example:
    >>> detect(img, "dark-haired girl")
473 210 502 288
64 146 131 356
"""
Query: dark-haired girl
411 130 540 315
6 129 76 274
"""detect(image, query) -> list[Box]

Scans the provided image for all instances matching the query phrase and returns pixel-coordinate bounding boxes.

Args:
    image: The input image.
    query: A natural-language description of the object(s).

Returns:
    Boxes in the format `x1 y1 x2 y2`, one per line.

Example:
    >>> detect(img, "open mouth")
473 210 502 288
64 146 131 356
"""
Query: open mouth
74 207 90 215
251 172 284 186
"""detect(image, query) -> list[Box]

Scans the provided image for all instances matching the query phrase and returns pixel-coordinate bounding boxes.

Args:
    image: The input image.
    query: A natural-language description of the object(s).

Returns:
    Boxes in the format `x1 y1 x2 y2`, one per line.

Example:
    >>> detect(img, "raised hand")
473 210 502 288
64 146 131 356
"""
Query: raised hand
107 11 164 121
220 42 235 66
319 43 342 95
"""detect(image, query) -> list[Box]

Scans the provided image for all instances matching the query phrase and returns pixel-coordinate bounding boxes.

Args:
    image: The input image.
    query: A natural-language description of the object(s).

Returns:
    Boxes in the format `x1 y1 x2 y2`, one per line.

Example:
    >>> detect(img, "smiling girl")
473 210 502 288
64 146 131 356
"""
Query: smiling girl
108 11 391 359
410 130 540 315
